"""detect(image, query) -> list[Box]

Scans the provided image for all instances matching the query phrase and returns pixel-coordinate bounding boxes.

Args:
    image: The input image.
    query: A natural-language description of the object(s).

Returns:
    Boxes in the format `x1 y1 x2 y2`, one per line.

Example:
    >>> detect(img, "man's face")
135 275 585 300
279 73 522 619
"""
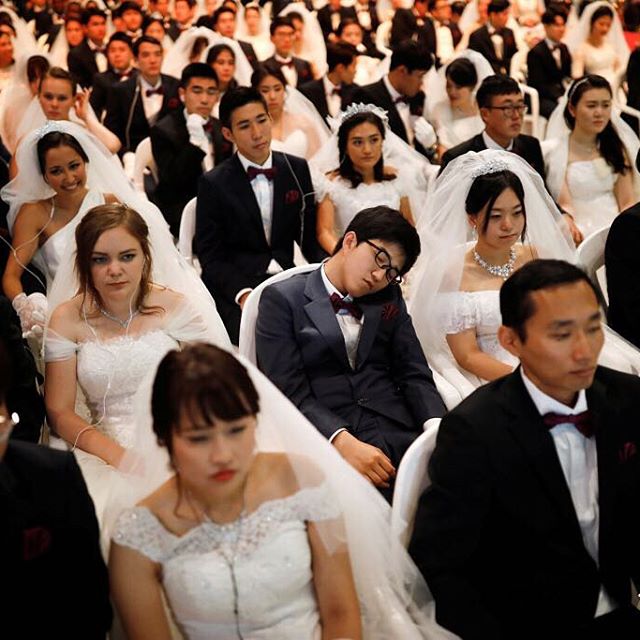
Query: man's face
85 15 107 43
337 59 357 85
107 40 133 70
175 0 194 24
180 75 219 117
397 66 427 97
122 8 143 31
489 7 510 29
480 92 524 142
271 25 294 56
222 101 272 165
499 281 604 406
544 15 566 42
215 11 236 38
0 34 13 66
340 23 363 46
135 41 163 78
153 0 170 16
431 0 452 22
65 19 84 47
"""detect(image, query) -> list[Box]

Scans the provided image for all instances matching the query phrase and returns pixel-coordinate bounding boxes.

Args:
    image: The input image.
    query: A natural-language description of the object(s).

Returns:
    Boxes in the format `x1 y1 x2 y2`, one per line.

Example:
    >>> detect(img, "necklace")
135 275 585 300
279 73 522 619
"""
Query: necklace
97 305 139 329
473 246 517 280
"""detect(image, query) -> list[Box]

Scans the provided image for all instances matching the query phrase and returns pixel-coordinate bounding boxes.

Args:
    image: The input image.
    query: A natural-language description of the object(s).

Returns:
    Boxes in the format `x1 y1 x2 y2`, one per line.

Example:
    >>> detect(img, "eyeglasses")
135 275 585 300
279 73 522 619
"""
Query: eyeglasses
0 412 19 444
487 103 528 118
364 240 403 285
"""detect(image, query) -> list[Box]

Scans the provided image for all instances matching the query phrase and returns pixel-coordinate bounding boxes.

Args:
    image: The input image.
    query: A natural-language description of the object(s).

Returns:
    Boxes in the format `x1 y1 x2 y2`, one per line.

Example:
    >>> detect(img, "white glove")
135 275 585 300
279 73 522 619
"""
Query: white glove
186 112 210 155
413 117 437 149
12 292 48 338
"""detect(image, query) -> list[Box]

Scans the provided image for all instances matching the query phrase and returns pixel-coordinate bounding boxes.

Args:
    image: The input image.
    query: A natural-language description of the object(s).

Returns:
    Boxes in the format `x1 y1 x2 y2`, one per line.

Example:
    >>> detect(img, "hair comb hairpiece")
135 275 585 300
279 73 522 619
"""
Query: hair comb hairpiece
327 103 389 134
469 158 511 180
35 120 67 140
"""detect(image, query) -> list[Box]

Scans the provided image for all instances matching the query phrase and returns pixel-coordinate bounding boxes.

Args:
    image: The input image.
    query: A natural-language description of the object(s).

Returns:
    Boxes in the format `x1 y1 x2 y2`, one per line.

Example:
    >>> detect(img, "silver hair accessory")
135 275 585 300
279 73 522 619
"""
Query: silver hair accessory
35 120 67 140
327 103 389 134
568 77 592 101
469 158 511 180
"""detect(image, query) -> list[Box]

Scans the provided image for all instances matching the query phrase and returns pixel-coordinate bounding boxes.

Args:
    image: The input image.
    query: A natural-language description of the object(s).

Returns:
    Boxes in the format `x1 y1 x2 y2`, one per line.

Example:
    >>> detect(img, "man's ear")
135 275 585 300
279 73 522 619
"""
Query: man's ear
498 324 520 358
342 230 357 251
221 126 234 143
178 86 185 104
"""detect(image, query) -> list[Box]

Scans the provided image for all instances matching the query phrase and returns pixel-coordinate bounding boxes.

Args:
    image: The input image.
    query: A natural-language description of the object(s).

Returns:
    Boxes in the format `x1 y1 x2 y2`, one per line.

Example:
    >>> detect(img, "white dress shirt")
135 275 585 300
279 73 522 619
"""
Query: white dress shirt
487 23 504 61
140 76 164 125
274 53 298 87
482 130 514 151
323 75 342 118
88 39 108 73
546 37 562 69
384 74 413 144
435 21 454 64
520 369 616 617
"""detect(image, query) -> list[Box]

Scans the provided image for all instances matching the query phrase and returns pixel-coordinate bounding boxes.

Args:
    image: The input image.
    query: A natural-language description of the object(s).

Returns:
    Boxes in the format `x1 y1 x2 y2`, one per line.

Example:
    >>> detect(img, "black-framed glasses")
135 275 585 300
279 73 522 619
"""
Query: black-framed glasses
364 240 403 285
487 103 528 118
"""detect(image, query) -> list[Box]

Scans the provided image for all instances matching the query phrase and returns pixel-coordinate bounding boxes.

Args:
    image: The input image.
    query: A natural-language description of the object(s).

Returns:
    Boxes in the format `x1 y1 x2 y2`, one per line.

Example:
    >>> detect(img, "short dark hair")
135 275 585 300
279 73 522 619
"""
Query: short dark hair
334 206 421 275
206 42 235 65
152 344 259 455
500 259 602 341
212 5 235 25
336 17 362 37
389 40 433 73
107 31 133 52
541 6 568 24
81 6 106 24
488 0 510 13
270 15 294 36
251 62 287 89
445 57 478 89
219 86 267 129
120 0 143 14
133 35 162 57
26 55 49 84
590 3 613 25
175 0 196 6
476 74 521 108
181 62 218 88
451 1 466 16
327 41 357 71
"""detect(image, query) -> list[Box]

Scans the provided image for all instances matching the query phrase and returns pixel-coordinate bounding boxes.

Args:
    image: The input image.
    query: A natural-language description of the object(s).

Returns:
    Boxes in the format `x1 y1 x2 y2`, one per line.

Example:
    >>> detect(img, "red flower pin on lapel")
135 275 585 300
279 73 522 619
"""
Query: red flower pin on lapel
285 190 300 204
23 526 52 561
381 302 400 321
619 442 637 463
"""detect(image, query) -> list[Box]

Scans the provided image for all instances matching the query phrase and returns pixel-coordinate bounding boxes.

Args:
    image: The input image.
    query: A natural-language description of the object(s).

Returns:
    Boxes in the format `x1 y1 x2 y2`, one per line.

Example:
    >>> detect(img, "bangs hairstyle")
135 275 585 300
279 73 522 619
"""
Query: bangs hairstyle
465 169 527 240
151 344 259 453
37 131 89 175
74 204 157 317
564 75 629 175
445 57 478 89
251 61 287 89
206 43 236 64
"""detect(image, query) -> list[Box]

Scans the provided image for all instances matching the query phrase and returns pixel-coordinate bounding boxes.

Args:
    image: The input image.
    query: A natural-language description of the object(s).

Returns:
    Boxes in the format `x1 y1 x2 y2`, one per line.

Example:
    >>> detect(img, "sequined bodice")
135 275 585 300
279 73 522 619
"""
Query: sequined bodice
113 485 339 639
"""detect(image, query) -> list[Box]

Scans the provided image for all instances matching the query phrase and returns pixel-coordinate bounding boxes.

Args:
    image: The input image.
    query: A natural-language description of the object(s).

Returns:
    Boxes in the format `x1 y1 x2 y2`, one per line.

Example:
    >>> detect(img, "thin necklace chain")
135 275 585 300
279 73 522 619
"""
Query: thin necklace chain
473 246 517 280
97 305 139 329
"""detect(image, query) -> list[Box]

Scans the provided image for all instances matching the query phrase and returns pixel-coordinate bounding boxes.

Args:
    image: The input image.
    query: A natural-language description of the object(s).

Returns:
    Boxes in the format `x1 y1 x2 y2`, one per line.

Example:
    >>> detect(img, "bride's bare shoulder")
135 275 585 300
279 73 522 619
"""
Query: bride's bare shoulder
147 285 184 311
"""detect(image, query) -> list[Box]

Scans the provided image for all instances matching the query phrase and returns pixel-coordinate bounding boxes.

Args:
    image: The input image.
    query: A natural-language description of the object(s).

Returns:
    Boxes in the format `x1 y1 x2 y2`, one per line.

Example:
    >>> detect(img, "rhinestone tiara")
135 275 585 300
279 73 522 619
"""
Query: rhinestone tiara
327 103 389 134
35 120 67 140
469 158 511 180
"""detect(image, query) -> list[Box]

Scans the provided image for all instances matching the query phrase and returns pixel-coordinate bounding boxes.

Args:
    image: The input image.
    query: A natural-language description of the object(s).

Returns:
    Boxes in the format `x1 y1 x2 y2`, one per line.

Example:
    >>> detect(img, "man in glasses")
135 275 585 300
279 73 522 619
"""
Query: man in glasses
256 206 445 501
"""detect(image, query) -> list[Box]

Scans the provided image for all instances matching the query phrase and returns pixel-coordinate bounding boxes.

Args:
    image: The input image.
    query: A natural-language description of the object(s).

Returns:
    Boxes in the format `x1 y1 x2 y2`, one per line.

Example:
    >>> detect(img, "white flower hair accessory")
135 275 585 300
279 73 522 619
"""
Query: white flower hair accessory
327 103 389 134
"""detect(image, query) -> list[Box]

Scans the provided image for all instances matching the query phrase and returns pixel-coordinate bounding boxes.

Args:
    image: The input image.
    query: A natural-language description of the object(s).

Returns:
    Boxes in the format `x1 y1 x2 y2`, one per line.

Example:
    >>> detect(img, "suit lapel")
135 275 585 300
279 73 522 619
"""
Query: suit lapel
355 300 381 369
376 80 408 142
304 269 351 368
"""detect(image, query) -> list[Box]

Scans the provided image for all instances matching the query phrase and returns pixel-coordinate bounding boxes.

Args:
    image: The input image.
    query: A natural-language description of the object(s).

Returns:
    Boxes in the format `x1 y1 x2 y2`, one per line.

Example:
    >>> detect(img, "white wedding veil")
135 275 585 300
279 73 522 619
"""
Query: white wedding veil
279 3 328 75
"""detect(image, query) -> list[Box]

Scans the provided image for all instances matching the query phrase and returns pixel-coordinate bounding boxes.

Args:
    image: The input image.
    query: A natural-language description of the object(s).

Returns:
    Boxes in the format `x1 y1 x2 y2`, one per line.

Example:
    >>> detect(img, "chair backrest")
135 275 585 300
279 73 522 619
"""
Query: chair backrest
178 197 197 262
576 223 610 309
391 417 441 548
238 264 321 365
132 137 158 193
520 83 540 139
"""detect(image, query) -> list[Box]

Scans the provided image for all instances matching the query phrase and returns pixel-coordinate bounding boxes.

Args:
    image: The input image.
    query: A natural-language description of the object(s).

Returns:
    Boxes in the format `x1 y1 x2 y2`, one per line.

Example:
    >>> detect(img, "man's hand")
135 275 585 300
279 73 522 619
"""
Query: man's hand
238 291 251 310
333 431 396 487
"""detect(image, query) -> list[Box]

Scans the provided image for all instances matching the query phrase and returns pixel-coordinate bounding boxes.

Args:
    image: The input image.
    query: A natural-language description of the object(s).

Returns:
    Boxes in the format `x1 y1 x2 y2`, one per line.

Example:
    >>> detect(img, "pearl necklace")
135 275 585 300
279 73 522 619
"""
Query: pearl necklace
473 247 517 280
97 306 139 329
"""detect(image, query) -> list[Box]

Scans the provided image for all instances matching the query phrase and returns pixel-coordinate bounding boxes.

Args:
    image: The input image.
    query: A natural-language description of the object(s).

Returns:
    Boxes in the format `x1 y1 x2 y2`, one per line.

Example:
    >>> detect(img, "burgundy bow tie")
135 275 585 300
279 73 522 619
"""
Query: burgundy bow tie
330 87 341 97
203 119 215 134
247 165 276 181
394 95 409 105
145 86 164 97
330 292 363 320
542 410 595 438
118 71 131 80
278 59 294 68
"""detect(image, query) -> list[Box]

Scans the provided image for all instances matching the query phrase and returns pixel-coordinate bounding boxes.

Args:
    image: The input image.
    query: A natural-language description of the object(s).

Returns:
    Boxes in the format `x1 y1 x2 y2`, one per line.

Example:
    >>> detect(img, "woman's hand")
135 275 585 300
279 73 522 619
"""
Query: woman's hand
74 89 92 123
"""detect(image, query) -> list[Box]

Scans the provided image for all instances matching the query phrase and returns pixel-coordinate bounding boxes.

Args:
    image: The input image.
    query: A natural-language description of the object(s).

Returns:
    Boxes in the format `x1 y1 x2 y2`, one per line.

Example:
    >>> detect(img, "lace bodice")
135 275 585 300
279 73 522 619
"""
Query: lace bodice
438 289 519 367
566 158 618 236
315 173 405 236
113 484 340 639
573 42 618 85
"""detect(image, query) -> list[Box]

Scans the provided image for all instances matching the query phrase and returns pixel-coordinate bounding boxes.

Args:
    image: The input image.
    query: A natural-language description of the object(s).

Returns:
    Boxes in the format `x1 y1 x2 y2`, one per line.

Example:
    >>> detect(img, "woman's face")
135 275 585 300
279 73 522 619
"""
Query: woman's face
171 409 257 499
144 21 166 42
244 8 261 35
211 50 235 86
39 77 74 120
591 15 612 38
65 20 84 47
258 74 285 114
473 187 525 250
43 144 87 195
570 87 612 135
340 23 363 46
346 121 383 172
446 78 473 108
90 226 145 304
291 17 304 47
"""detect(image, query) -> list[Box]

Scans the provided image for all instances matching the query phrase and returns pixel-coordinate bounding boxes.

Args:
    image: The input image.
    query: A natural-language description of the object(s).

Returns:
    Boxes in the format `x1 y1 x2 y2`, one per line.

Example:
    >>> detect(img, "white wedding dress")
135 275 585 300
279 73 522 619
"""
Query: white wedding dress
571 42 618 86
271 129 309 159
431 101 484 151
113 483 339 639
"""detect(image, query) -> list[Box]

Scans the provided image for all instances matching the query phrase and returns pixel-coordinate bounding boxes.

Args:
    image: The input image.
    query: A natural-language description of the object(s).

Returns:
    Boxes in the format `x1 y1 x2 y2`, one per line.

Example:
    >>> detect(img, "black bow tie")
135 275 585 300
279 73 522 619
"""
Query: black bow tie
203 119 215 134
542 410 595 438
277 59 294 68
330 87 341 97
394 95 409 105
330 292 363 320
247 165 276 181
145 86 164 97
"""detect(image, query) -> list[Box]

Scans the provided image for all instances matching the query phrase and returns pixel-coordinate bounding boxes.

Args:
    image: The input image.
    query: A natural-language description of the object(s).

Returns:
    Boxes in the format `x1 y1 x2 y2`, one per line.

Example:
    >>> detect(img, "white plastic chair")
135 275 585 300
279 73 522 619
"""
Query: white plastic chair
391 417 441 548
375 20 393 55
238 264 320 364
520 83 540 139
177 197 199 271
132 137 158 194
576 223 610 311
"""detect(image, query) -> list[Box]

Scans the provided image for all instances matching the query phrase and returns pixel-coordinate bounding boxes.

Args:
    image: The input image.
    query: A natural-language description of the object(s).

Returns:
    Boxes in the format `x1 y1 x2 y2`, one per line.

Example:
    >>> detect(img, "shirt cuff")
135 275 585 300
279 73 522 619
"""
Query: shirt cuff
235 288 253 306
329 427 348 443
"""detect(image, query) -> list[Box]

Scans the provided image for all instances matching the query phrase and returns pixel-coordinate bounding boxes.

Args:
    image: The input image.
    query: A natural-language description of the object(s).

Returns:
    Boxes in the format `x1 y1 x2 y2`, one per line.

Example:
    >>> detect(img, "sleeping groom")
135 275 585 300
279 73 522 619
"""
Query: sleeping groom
256 207 446 500
195 87 324 343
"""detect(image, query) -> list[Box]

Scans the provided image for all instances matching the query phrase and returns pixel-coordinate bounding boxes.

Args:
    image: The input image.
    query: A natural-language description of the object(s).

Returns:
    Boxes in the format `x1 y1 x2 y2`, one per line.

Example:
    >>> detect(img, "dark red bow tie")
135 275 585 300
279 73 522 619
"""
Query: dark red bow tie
330 292 363 320
394 95 409 105
278 59 294 68
145 86 164 97
330 87 341 96
542 411 595 438
203 119 215 134
247 165 276 181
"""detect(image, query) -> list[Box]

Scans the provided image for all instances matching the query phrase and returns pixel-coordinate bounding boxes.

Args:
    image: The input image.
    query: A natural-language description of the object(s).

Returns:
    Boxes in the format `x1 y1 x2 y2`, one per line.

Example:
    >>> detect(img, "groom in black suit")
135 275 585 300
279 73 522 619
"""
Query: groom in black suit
195 87 324 344
410 260 640 639
468 0 518 75
256 207 445 500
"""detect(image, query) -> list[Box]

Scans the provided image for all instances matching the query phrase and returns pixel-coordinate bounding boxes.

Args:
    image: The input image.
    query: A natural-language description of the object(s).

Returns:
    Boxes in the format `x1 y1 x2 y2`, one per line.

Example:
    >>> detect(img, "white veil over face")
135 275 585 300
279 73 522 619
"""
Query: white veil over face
0 6 38 52
235 1 274 60
278 3 328 75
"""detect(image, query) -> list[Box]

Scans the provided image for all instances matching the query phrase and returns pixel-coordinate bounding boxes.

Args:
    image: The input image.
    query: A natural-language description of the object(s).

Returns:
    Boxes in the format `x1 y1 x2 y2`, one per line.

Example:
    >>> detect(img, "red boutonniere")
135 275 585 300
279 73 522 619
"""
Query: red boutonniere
381 302 400 321
23 526 52 561
619 441 637 463
285 189 300 204
167 97 180 110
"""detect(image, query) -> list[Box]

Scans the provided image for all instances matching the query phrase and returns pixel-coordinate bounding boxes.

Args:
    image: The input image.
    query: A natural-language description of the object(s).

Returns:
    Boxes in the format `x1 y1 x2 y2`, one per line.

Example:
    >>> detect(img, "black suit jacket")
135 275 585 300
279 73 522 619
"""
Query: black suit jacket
263 55 313 88
104 74 181 154
1 441 111 637
605 203 640 348
390 9 436 57
67 39 101 90
439 132 546 179
239 39 260 70
299 78 358 123
468 24 518 75
195 151 324 342
255 267 445 457
150 110 232 237
527 40 572 119
317 4 358 39
409 367 640 639
89 68 138 121
623 47 640 133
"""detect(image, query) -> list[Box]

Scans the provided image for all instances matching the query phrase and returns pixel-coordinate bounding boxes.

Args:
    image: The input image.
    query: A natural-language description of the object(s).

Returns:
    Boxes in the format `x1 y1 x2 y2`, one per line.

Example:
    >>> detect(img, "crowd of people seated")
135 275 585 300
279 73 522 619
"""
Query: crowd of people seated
1 0 640 638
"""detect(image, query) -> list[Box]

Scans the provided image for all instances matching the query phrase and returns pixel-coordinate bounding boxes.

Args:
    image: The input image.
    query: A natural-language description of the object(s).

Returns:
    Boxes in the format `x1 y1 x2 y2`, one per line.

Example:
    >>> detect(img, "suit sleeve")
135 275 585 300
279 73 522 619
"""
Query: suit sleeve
389 296 446 421
256 285 349 438
150 124 206 190
408 412 503 639
88 75 109 121
103 85 126 148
